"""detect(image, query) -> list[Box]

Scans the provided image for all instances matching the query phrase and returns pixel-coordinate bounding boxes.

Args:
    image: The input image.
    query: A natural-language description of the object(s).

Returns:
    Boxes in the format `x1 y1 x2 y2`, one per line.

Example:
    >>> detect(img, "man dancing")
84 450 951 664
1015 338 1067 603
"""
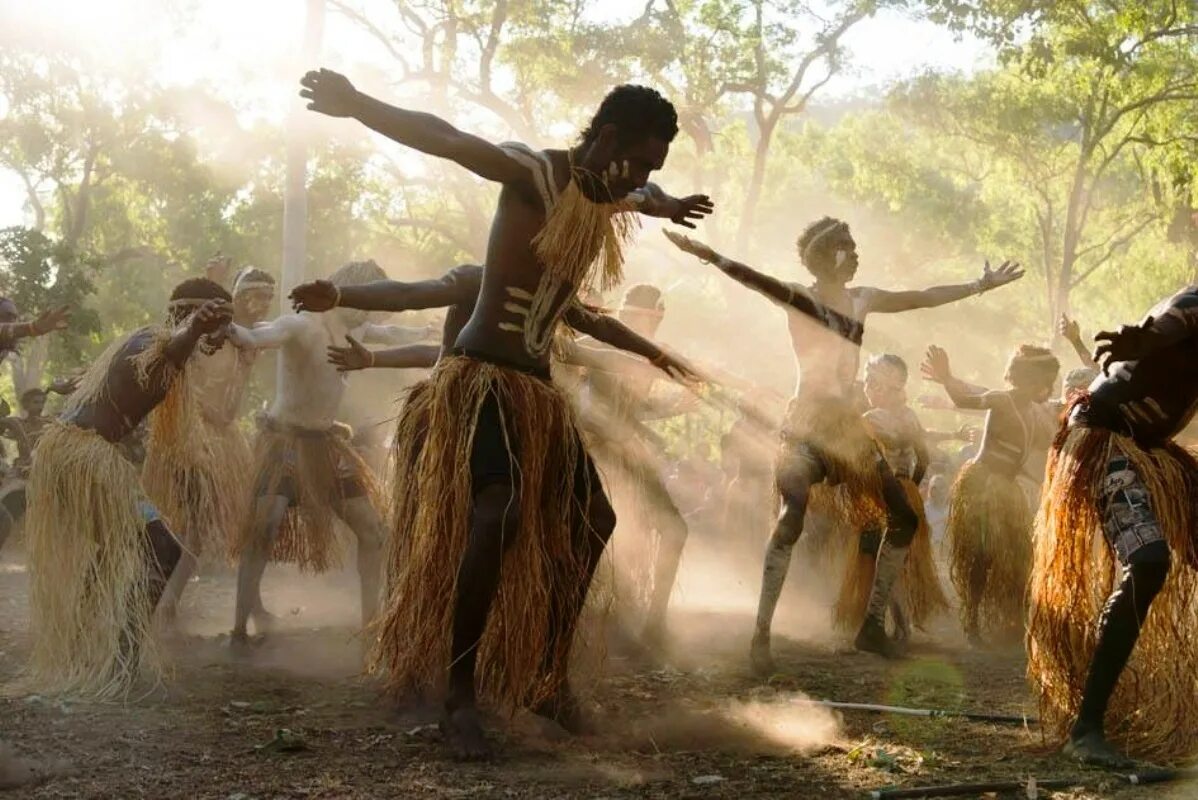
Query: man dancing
1029 287 1198 766
298 67 711 757
922 344 1059 644
227 260 387 645
23 281 230 698
151 266 277 624
664 220 1022 668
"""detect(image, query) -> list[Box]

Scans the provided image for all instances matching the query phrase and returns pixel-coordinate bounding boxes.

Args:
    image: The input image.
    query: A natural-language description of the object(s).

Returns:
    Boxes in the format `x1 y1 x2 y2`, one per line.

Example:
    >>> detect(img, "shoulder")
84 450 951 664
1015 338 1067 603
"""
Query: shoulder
497 142 560 207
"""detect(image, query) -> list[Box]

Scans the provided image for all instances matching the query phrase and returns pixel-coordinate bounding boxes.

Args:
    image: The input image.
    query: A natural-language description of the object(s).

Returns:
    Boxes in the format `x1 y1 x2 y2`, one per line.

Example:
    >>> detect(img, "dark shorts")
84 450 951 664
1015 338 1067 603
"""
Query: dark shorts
1100 446 1167 565
470 389 602 501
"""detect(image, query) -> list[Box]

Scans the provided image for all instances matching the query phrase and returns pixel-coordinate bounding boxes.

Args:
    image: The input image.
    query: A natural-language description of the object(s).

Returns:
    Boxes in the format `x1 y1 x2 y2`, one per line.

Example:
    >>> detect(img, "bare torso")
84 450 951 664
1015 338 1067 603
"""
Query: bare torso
62 329 176 443
267 314 355 430
785 285 868 400
192 342 256 427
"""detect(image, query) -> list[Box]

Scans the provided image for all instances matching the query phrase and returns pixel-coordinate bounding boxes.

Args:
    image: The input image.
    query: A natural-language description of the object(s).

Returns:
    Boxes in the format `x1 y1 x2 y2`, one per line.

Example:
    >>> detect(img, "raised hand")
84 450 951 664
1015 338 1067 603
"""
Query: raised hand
327 334 373 372
31 305 71 335
189 300 233 335
662 230 720 263
290 279 339 313
1057 314 1082 343
920 345 953 384
1094 318 1153 374
978 260 1024 292
299 68 360 118
667 194 714 229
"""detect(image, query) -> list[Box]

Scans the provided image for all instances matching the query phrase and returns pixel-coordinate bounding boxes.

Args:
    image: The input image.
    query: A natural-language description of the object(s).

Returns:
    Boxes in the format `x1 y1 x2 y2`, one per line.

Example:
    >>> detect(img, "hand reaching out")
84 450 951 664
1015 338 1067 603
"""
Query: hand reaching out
1057 314 1082 343
663 230 720 263
1094 318 1154 374
290 279 339 313
978 260 1024 292
188 300 233 335
920 345 953 384
327 335 374 372
668 195 714 229
299 68 361 118
31 305 72 336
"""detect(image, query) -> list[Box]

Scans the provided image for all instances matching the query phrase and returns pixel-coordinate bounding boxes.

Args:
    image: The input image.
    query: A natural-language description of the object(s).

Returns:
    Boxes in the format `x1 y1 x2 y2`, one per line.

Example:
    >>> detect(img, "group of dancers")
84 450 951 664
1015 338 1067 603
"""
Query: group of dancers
4 68 1198 771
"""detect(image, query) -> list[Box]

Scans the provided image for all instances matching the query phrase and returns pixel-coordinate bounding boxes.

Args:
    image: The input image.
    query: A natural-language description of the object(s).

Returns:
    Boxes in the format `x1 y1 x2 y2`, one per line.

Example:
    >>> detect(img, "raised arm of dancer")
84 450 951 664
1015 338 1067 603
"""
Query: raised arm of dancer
1092 289 1198 372
560 339 661 380
564 303 699 383
920 345 999 411
863 260 1024 314
290 266 478 314
0 305 71 348
1057 314 1097 367
636 183 714 228
327 336 440 372
301 69 531 186
227 313 303 351
162 301 234 368
663 231 861 339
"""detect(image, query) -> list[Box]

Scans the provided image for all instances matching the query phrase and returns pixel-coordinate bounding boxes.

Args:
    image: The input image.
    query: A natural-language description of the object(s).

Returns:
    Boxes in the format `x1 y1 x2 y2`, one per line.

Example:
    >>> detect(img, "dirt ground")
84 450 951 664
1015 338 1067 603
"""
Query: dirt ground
0 542 1192 800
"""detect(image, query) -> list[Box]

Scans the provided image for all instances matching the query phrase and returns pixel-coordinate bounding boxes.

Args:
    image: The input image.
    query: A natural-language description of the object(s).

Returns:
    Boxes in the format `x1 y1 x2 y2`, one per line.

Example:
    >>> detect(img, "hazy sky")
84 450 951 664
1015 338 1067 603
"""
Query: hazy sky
0 0 992 228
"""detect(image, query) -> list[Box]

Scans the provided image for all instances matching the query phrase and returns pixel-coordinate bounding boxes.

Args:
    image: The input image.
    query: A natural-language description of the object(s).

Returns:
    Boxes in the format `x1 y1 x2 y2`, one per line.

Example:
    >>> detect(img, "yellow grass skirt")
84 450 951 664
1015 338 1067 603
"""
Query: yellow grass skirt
947 459 1032 638
230 417 377 573
1028 425 1198 762
369 355 596 711
22 423 164 699
833 479 947 631
142 416 250 563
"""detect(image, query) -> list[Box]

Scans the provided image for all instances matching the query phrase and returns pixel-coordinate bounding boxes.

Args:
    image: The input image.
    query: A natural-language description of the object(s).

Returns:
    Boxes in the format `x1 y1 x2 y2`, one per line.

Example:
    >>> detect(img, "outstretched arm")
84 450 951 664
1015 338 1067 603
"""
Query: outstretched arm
562 303 699 383
1057 315 1098 367
327 336 440 372
291 266 478 314
300 69 530 186
0 305 72 348
863 261 1024 314
360 322 436 346
1092 289 1198 372
635 184 714 228
227 314 303 351
920 345 998 411
663 231 861 341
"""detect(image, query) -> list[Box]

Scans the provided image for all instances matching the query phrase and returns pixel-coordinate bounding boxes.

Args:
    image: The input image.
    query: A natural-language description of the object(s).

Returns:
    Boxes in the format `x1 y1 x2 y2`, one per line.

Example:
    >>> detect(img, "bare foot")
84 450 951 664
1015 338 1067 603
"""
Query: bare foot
749 632 776 678
250 606 278 636
854 617 906 659
533 690 592 736
440 707 492 761
1064 729 1135 770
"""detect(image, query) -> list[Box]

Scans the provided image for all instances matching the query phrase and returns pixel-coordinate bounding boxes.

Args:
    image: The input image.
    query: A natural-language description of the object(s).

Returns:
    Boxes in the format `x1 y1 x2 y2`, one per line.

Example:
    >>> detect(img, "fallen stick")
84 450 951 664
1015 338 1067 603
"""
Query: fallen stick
813 700 1037 726
869 778 1077 799
869 767 1198 799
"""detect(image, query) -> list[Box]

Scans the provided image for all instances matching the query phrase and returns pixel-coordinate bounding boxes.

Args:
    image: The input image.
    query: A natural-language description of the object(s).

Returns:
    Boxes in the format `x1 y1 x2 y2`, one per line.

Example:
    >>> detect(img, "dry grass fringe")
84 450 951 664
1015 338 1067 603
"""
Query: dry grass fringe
20 423 163 700
369 355 597 712
230 420 378 573
1028 425 1198 763
948 459 1032 639
532 177 638 295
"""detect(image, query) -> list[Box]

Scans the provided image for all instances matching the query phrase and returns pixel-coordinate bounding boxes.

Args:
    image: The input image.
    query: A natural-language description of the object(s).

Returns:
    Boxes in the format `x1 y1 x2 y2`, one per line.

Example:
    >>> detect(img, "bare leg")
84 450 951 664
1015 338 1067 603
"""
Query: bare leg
118 519 183 671
963 558 989 646
334 495 384 628
442 481 519 760
642 483 687 649
751 447 823 677
855 464 918 658
534 480 617 732
232 494 289 642
0 506 14 555
0 487 26 554
158 536 197 627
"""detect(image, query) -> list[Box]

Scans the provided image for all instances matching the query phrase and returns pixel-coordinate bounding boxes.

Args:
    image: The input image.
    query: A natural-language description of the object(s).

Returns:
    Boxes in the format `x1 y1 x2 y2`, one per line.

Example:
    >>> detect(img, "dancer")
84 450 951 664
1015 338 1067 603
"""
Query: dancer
0 378 80 552
576 283 693 648
834 354 946 640
151 267 277 624
664 222 1023 669
22 281 230 698
227 260 388 645
921 344 1059 644
1030 287 1198 766
298 66 711 756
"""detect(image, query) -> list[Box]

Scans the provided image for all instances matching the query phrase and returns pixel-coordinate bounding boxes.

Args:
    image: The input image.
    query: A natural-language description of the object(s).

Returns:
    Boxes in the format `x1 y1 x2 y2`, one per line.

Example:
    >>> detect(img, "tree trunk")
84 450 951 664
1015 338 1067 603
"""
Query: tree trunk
735 115 777 254
9 336 48 399
281 0 326 304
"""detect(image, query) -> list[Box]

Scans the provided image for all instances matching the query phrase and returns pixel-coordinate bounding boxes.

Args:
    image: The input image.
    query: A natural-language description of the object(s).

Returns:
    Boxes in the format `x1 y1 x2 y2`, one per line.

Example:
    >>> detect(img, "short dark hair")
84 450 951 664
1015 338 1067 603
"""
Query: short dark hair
796 217 849 270
623 283 664 311
867 353 909 383
580 85 678 146
170 278 232 304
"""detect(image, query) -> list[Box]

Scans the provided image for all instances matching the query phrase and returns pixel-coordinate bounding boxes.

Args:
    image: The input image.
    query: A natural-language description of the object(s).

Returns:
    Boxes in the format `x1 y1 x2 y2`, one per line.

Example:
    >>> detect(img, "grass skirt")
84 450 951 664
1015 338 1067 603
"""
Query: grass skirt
22 423 163 699
1027 425 1198 762
230 417 377 573
781 395 884 539
370 356 597 711
143 416 250 563
833 480 947 631
947 459 1032 638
